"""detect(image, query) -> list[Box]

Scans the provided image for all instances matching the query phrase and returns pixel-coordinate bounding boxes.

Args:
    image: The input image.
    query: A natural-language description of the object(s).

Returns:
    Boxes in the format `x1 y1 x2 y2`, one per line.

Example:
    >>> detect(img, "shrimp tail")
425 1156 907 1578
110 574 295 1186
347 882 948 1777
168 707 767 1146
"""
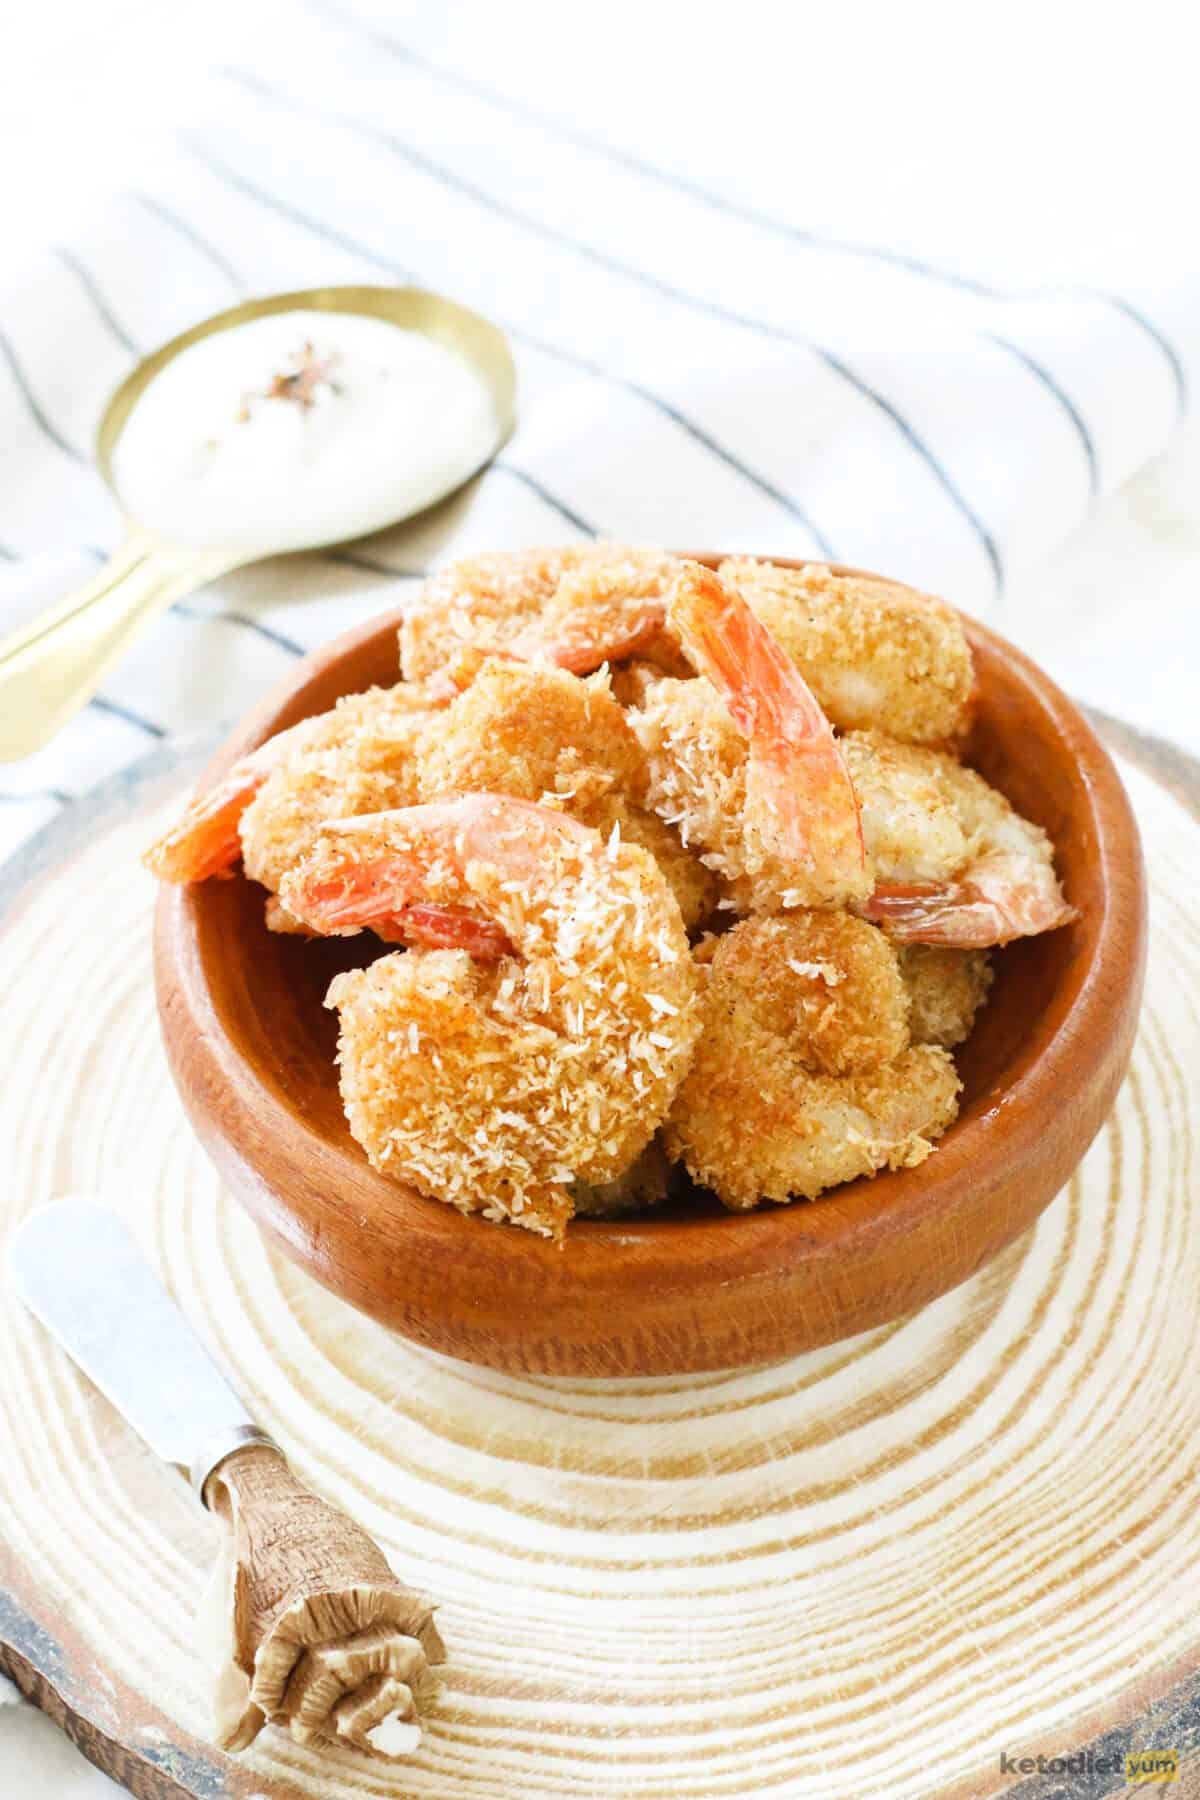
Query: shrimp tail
280 796 591 940
265 889 510 956
503 605 667 677
424 644 521 702
388 903 513 960
281 841 516 955
143 765 270 883
144 722 311 884
864 854 1076 948
668 565 866 894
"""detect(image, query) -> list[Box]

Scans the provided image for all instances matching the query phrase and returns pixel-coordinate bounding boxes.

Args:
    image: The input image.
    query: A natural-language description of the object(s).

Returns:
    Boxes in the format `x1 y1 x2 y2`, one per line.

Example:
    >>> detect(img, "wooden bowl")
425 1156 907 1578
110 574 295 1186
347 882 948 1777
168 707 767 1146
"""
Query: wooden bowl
154 557 1147 1376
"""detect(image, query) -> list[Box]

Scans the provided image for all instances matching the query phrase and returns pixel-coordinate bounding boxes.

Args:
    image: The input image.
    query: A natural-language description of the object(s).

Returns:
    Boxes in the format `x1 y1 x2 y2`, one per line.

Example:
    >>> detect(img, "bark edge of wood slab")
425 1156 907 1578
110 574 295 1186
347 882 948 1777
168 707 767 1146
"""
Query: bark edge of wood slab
153 554 1148 1375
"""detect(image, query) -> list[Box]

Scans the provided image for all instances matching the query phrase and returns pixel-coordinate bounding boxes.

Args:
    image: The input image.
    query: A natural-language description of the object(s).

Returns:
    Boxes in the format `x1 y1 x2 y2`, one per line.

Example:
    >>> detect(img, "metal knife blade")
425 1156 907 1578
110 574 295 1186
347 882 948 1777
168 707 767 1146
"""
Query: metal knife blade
6 1197 278 1495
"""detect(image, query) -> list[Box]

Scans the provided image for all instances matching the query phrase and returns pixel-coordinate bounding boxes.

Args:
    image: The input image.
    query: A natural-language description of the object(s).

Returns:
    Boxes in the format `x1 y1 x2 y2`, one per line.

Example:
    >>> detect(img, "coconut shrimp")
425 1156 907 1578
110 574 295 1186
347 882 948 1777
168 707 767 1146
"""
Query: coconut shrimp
842 731 1076 947
144 685 435 890
399 545 684 684
418 655 718 930
278 795 702 1237
665 913 960 1210
632 564 868 912
719 557 974 745
898 945 993 1049
239 686 435 901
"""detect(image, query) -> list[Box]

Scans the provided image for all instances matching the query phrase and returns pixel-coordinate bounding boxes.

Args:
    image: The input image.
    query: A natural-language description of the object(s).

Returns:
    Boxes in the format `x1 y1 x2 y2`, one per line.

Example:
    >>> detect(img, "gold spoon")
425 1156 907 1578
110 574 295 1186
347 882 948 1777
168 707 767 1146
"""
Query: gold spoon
0 285 516 761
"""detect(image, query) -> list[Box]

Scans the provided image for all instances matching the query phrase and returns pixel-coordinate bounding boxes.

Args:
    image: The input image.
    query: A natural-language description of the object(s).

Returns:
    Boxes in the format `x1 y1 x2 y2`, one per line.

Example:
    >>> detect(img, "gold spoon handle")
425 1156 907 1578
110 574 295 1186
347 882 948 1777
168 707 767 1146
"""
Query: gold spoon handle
0 534 235 760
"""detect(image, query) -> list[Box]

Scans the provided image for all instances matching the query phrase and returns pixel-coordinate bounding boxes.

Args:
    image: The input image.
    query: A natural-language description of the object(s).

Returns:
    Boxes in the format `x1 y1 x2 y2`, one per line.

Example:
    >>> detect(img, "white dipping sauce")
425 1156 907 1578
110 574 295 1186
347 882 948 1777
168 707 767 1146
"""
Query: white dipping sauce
113 309 501 553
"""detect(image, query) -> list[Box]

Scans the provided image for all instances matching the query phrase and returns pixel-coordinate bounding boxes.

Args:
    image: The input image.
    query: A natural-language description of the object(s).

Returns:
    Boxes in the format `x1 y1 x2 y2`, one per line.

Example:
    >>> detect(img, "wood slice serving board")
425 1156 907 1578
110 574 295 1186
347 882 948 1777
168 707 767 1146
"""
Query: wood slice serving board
1 720 1199 1800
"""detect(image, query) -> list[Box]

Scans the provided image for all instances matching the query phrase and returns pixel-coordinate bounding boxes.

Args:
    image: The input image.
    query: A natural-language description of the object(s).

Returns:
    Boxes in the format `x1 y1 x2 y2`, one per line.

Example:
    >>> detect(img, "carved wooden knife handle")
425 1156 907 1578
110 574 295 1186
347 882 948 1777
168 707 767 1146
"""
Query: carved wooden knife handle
201 1443 444 1761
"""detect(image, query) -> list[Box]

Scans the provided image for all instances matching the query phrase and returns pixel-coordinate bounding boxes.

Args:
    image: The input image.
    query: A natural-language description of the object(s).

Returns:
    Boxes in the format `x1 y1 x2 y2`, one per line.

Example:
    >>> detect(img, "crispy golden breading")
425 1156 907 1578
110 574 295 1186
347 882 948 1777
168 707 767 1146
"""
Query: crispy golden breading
841 730 972 883
300 800 703 1237
238 686 431 895
719 557 973 745
613 805 720 933
418 659 646 805
143 715 328 884
664 914 959 1210
399 544 680 683
703 912 910 1074
632 675 749 864
632 673 870 913
146 539 1058 1230
845 727 1063 884
899 946 993 1048
418 658 718 929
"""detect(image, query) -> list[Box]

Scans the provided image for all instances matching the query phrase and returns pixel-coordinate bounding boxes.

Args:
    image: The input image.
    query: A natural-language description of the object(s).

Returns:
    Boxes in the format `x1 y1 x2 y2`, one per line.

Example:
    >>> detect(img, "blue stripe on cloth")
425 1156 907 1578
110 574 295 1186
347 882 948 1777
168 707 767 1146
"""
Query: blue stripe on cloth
494 463 599 537
179 136 836 556
51 248 141 355
305 0 1189 427
983 332 1100 497
224 67 1006 584
171 601 306 657
303 1 1005 299
223 63 1007 579
128 191 246 293
0 786 71 806
325 549 430 578
1080 291 1187 418
0 326 86 463
88 695 167 738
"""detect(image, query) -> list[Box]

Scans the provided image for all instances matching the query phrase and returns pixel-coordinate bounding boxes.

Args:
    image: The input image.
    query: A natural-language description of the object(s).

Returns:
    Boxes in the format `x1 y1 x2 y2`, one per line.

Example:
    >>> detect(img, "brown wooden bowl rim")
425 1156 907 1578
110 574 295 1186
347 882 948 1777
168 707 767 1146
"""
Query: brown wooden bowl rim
154 556 1147 1350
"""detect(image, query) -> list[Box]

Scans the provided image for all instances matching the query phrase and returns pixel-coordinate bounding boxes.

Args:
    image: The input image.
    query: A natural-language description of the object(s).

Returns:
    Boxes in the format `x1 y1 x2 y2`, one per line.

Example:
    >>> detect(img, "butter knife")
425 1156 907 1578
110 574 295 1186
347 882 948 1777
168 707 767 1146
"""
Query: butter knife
6 1198 444 1762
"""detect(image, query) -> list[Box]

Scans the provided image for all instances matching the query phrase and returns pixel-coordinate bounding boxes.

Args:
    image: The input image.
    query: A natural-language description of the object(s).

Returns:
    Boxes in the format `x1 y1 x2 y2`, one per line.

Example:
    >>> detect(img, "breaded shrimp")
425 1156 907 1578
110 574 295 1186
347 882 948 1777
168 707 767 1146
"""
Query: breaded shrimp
240 686 434 899
399 545 681 684
719 557 973 745
665 913 960 1210
418 657 719 930
632 564 868 911
842 731 1076 946
418 658 646 810
898 945 993 1048
279 796 702 1236
143 686 434 889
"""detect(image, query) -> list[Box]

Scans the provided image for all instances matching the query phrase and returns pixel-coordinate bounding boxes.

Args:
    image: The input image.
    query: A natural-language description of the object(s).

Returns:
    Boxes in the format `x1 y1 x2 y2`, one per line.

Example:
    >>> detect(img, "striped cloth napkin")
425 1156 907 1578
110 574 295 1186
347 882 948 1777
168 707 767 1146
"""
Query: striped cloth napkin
0 0 1193 874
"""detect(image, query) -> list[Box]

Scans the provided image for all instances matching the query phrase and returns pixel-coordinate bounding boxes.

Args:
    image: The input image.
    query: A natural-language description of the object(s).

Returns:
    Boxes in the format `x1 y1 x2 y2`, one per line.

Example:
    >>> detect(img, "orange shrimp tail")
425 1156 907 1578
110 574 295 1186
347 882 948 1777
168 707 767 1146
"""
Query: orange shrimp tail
863 874 1077 948
432 620 666 695
860 881 975 944
143 726 304 884
285 847 430 934
285 796 596 939
669 564 865 886
287 852 513 956
142 770 268 883
391 903 513 959
425 644 522 703
538 610 666 675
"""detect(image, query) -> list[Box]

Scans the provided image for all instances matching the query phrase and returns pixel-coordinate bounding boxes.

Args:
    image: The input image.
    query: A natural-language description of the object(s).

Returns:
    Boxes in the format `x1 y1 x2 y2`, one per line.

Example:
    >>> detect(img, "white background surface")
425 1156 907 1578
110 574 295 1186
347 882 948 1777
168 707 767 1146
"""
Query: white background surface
2 2 1199 1795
